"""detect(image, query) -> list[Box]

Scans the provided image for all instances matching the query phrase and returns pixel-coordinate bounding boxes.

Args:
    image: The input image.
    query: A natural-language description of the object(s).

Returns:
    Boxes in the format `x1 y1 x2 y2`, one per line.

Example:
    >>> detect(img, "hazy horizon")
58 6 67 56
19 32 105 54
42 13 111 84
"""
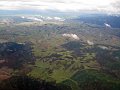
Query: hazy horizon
0 0 120 16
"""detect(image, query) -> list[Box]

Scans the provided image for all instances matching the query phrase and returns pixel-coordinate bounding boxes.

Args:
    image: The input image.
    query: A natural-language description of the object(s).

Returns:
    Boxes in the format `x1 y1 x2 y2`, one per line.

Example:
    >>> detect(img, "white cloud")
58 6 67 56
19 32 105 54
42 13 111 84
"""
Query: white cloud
104 23 111 28
87 40 94 45
25 17 43 22
98 45 108 50
0 0 120 14
20 16 65 21
62 33 80 40
53 17 65 21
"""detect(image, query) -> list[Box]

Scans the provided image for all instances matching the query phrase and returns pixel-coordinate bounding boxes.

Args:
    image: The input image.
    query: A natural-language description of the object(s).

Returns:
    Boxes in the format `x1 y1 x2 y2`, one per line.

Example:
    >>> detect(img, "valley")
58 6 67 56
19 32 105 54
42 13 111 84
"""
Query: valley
0 16 120 90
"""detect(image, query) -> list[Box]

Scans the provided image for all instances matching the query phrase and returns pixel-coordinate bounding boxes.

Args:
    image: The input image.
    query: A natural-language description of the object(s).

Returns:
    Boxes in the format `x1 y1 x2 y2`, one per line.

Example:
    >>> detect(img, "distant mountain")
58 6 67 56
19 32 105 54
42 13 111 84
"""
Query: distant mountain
73 14 120 28
0 10 78 18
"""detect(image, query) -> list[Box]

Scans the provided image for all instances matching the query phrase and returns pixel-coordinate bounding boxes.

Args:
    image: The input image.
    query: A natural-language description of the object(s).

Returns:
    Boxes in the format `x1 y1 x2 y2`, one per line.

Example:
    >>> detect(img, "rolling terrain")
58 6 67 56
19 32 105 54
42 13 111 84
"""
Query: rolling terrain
0 16 120 90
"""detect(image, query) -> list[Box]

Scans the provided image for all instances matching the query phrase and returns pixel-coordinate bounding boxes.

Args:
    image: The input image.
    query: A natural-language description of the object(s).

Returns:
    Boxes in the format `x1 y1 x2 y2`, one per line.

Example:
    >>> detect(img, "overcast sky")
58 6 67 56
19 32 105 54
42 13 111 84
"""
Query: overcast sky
0 0 120 14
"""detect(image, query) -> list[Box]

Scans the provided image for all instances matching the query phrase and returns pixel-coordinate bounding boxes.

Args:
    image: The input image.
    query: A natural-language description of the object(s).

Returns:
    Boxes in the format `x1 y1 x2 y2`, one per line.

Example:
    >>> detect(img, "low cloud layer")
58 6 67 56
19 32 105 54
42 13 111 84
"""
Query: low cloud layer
0 0 120 14
104 23 111 28
87 40 94 45
62 33 80 40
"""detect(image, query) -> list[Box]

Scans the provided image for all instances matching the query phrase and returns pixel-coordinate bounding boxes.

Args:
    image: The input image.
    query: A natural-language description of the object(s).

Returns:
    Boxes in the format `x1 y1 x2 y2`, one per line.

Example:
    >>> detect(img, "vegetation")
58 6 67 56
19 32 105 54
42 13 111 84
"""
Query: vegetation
0 17 120 90
0 75 71 90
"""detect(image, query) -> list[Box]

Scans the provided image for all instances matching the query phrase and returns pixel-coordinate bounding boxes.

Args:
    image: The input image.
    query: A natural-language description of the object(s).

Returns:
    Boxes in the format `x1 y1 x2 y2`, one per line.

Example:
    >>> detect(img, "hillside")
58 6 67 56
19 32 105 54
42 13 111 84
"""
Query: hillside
0 16 120 90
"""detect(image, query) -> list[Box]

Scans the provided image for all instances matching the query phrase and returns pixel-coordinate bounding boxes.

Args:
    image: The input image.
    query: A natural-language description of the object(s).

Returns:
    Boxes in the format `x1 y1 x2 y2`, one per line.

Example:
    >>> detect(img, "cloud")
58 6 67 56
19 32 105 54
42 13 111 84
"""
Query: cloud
87 40 94 45
0 0 120 14
104 23 111 28
62 33 80 40
98 45 108 50
112 0 120 8
111 0 120 13
21 16 65 21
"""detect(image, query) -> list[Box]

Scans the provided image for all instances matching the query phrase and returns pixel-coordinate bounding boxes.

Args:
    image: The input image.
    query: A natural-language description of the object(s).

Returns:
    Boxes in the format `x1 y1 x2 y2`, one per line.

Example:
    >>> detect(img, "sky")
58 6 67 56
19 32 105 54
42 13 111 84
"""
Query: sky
0 0 120 14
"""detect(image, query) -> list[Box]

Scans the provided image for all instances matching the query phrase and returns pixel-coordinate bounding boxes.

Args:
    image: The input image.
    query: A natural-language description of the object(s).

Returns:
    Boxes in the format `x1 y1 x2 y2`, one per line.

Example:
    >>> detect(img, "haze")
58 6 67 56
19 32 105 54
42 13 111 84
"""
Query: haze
0 0 120 15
